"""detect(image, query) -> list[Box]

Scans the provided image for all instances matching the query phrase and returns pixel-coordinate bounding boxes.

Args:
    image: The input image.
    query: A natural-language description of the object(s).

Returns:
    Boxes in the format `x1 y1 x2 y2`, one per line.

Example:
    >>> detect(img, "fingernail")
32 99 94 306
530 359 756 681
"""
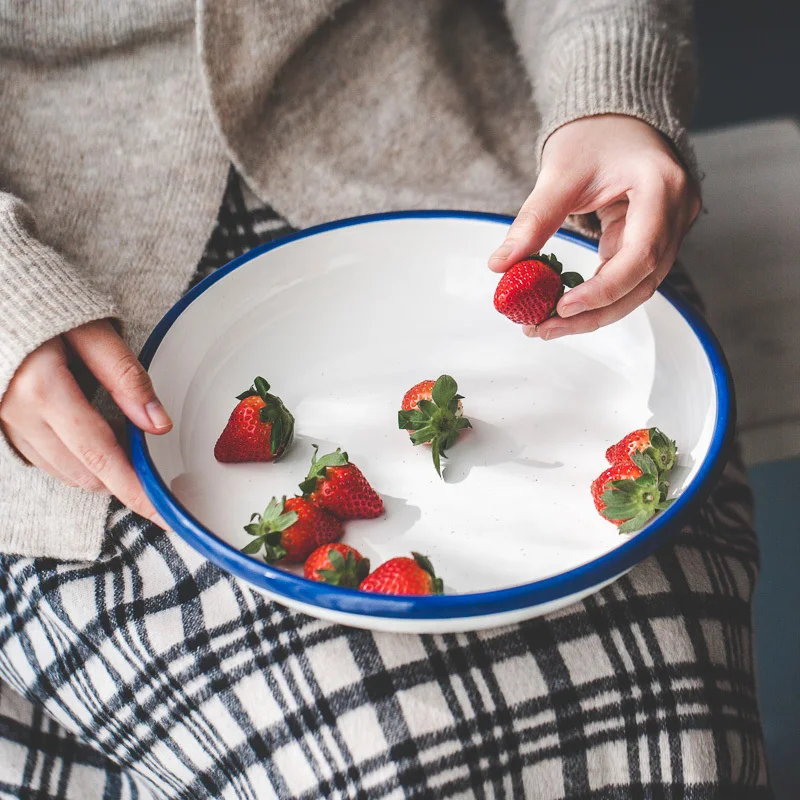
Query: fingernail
559 301 587 318
488 243 513 265
544 327 567 341
145 400 172 431
523 325 539 338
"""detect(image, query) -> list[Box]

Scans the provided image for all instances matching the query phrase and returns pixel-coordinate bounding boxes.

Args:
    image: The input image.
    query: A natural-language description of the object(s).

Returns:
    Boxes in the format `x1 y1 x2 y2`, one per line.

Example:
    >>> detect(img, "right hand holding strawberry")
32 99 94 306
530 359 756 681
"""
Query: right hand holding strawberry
488 116 701 340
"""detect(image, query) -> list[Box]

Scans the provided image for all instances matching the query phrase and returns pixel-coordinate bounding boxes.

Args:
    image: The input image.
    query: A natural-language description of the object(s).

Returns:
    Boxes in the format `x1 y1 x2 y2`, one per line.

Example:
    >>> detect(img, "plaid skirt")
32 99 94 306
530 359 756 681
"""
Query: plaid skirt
0 172 771 799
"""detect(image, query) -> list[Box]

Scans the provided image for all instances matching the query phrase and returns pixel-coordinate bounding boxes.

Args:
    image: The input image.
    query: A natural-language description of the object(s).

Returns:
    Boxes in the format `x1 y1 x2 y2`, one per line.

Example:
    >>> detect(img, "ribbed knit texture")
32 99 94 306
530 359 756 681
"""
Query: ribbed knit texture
531 13 698 180
0 0 697 559
0 196 119 404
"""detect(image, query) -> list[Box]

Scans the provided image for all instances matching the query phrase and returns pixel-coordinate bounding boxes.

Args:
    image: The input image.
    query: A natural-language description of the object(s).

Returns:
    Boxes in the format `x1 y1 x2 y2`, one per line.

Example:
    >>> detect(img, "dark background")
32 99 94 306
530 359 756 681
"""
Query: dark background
694 0 799 129
694 1 798 797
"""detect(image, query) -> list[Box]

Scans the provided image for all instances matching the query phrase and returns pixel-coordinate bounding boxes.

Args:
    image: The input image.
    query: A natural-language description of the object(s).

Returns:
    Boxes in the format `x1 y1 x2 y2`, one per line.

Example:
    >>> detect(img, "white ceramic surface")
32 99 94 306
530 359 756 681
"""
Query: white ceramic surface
133 213 728 633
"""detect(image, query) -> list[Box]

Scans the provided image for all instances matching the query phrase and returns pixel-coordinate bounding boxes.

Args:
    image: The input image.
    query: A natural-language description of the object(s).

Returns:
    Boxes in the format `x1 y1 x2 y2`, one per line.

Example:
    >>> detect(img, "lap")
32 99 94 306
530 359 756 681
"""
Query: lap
0 447 770 799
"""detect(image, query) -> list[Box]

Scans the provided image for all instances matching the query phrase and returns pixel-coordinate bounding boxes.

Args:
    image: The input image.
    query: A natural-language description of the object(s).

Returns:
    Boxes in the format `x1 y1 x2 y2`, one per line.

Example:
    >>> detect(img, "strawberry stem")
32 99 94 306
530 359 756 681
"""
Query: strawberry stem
398 374 472 477
411 552 444 594
299 445 350 496
235 376 295 458
316 549 371 588
241 497 298 563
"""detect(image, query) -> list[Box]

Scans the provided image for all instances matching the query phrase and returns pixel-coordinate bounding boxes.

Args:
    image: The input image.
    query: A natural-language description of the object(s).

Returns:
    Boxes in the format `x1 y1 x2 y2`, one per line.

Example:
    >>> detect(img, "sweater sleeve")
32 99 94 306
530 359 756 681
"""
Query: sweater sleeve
504 0 698 182
0 193 118 462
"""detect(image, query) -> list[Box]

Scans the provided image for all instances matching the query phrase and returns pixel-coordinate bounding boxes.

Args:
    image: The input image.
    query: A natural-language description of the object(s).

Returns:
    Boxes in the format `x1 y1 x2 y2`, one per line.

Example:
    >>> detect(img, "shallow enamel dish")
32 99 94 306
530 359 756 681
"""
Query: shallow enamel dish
130 212 733 633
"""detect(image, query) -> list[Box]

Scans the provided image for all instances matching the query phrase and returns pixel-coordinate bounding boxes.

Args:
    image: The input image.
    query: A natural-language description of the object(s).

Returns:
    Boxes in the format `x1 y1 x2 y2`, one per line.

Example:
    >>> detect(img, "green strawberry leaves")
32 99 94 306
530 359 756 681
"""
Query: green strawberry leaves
236 376 296 458
316 548 371 588
530 252 583 290
398 374 472 477
643 427 678 474
601 449 676 534
241 497 298 562
431 374 458 407
560 272 584 289
533 253 563 275
299 445 350 496
412 552 444 594
528 252 584 296
631 451 658 476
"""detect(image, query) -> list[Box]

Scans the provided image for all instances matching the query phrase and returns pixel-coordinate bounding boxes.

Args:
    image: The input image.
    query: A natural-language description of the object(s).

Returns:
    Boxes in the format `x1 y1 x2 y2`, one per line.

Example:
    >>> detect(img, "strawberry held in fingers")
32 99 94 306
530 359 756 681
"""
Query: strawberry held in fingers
299 446 384 519
606 427 677 474
359 553 444 595
493 253 584 327
591 452 672 534
241 496 343 563
214 377 294 463
398 374 472 476
304 544 370 588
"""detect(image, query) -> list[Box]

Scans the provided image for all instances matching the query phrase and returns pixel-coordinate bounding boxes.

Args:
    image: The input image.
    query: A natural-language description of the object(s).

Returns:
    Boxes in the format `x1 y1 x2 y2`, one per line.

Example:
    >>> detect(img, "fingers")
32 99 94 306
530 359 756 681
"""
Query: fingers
3 429 76 486
5 419 106 491
556 180 674 319
40 360 166 527
488 169 583 273
65 320 172 435
530 276 665 340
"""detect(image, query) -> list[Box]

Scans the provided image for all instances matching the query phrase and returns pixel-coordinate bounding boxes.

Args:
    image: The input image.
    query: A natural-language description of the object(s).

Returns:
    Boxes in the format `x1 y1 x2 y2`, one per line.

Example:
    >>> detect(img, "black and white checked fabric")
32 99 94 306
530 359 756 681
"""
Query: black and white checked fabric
0 171 771 799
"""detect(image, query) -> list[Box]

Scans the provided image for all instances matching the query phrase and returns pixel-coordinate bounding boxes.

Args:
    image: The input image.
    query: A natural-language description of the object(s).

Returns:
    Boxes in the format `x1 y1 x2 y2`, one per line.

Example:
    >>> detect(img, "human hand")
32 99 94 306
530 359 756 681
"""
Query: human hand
0 320 171 527
488 115 701 339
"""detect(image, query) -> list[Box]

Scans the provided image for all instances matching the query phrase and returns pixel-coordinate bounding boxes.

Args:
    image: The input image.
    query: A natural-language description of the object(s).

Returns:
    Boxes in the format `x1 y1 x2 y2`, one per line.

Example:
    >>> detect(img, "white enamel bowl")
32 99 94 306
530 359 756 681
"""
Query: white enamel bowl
131 212 733 633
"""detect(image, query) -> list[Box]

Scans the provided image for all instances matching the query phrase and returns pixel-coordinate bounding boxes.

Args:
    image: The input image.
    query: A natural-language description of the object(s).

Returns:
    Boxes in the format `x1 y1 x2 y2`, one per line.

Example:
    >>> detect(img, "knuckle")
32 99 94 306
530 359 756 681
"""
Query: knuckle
665 162 689 193
78 445 111 475
125 488 151 517
113 353 151 395
637 243 661 274
15 369 49 407
513 208 544 236
594 273 619 306
641 274 660 300
689 194 702 223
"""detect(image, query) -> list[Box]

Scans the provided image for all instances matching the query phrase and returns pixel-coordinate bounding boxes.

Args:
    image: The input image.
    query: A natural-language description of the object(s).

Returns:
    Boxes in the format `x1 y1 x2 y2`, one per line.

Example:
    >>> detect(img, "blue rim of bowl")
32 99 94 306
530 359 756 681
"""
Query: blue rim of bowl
130 210 735 620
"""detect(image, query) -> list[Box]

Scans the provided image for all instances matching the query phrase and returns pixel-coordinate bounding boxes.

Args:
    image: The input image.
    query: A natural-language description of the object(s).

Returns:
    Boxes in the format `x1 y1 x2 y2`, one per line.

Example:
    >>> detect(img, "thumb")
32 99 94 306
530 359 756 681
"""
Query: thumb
488 169 581 273
64 320 173 435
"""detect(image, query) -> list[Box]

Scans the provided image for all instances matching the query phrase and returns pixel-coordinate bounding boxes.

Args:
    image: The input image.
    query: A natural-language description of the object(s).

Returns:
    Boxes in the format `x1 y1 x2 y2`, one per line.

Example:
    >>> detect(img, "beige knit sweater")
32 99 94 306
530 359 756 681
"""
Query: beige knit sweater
0 0 696 560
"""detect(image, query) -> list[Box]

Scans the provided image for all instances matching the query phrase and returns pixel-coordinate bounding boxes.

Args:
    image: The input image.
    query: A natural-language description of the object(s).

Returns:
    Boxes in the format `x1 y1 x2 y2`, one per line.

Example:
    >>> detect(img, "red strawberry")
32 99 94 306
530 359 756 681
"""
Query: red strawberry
241 496 343 563
215 377 294 463
304 543 370 587
398 374 472 476
591 453 672 533
359 552 444 595
493 253 583 326
402 380 439 412
606 427 677 474
299 446 383 520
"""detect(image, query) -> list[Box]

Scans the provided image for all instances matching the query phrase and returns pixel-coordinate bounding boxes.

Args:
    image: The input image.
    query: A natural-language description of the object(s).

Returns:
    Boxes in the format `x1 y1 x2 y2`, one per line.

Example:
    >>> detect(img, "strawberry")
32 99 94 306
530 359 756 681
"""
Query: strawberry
299 446 383 519
493 253 583 326
606 427 677 474
359 552 444 595
398 374 472 476
304 543 370 587
241 496 343 563
591 452 672 533
214 377 294 463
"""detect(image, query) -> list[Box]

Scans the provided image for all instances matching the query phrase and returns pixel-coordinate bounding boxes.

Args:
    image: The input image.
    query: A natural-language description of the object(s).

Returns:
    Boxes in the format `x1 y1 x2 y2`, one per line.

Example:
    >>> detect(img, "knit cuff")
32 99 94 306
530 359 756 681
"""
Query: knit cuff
0 194 119 465
533 12 699 186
